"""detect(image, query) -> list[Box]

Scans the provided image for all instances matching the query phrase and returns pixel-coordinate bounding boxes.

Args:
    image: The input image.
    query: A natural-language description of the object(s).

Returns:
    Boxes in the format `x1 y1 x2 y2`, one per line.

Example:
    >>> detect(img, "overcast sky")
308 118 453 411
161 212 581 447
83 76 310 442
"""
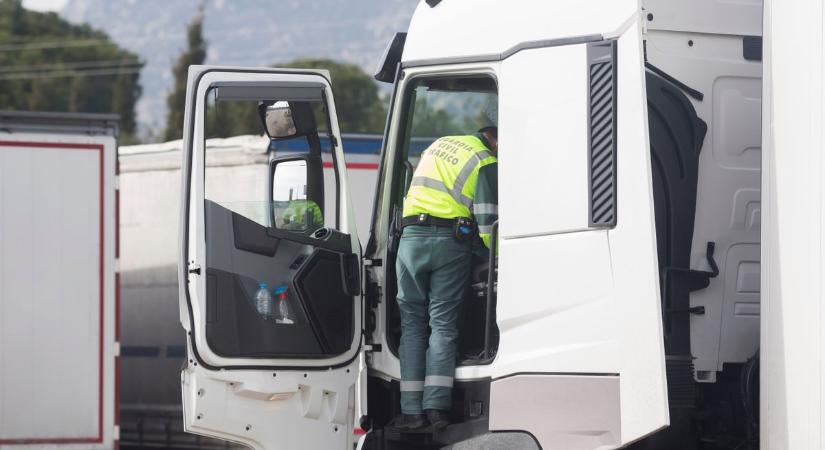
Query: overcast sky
21 0 68 12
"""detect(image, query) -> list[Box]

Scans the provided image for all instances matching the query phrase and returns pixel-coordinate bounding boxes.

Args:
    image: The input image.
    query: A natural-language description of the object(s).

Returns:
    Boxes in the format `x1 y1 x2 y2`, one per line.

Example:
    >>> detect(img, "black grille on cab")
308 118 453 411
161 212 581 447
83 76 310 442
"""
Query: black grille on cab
588 41 618 227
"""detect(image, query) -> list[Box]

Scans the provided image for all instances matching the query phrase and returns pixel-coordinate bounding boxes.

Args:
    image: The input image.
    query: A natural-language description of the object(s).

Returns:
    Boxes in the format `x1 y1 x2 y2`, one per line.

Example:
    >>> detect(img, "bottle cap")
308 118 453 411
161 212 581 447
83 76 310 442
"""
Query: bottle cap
259 282 268 289
273 285 288 295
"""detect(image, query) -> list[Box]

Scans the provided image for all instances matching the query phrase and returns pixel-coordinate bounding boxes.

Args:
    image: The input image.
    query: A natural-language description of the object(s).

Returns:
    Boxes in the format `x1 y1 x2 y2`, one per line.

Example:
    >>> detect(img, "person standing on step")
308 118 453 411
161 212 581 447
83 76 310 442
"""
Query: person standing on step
394 105 498 431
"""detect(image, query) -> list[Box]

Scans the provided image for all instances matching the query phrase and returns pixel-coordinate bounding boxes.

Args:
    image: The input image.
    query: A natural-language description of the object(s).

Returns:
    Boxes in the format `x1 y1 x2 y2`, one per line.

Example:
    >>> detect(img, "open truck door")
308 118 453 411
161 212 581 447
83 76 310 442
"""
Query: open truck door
178 67 363 450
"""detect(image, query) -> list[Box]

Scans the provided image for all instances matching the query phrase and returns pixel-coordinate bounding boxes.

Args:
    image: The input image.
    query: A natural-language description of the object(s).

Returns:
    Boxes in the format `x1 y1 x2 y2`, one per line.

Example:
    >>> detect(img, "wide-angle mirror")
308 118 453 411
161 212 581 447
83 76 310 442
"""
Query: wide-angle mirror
259 101 299 139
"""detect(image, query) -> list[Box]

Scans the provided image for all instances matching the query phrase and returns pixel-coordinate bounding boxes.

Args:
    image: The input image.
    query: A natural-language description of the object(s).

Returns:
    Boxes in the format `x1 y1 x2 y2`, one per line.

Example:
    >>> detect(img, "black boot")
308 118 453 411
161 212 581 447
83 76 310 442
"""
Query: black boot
425 409 450 431
391 413 427 430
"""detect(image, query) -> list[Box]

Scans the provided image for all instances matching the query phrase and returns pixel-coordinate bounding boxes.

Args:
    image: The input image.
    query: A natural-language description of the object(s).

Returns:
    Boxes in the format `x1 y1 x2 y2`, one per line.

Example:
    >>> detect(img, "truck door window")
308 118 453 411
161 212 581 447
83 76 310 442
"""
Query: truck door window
204 91 331 230
402 77 498 163
201 86 354 359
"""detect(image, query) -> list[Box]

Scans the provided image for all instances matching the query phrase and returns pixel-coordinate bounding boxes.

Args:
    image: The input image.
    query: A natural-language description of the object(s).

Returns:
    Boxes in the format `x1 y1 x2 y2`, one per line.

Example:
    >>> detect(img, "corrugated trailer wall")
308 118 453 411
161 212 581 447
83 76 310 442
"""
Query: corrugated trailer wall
0 112 118 450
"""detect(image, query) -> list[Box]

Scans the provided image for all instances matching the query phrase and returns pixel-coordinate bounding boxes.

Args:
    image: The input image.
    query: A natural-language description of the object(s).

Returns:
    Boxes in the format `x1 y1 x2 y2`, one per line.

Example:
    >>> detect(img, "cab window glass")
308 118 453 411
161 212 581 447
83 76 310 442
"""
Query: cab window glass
200 84 353 360
203 89 333 231
405 77 498 158
395 76 498 205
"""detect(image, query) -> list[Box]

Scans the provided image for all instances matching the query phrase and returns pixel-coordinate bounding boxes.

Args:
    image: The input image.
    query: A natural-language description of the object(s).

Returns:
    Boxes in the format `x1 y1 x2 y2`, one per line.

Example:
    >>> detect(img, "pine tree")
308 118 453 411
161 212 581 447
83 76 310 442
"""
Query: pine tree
164 9 206 141
0 0 143 136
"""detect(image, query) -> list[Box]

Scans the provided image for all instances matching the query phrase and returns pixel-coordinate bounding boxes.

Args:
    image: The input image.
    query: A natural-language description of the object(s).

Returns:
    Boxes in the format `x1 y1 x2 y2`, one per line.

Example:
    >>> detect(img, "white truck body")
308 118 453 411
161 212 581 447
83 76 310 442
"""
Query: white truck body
0 112 119 450
175 0 825 449
760 0 825 447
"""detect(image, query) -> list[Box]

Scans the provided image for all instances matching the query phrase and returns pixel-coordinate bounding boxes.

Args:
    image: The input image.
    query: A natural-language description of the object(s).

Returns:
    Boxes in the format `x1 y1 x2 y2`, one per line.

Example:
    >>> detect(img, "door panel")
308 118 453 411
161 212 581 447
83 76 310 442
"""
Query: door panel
204 200 354 358
609 23 669 443
179 66 361 450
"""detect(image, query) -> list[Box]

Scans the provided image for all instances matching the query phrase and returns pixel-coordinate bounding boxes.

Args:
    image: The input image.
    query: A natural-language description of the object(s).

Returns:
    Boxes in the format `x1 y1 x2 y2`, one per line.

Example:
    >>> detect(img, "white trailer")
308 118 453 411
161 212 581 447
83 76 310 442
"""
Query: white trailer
174 0 825 449
0 112 119 450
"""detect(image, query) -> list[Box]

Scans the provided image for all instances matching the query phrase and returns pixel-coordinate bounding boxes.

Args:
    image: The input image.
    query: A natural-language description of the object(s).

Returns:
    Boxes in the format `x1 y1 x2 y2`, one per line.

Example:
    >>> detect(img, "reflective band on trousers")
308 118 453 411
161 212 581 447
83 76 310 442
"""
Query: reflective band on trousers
400 380 424 392
424 375 454 388
478 225 493 236
473 203 498 215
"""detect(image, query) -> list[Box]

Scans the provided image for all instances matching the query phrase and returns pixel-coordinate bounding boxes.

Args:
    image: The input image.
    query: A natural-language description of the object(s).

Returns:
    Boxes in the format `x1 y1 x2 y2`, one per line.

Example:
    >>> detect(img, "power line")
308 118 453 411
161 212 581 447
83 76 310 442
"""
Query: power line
0 38 113 52
0 67 141 81
0 58 142 74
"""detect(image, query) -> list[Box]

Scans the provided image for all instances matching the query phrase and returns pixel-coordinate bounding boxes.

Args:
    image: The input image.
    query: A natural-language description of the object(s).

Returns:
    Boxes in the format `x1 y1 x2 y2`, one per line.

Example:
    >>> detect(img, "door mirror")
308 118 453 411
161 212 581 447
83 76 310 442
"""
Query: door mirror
270 156 325 230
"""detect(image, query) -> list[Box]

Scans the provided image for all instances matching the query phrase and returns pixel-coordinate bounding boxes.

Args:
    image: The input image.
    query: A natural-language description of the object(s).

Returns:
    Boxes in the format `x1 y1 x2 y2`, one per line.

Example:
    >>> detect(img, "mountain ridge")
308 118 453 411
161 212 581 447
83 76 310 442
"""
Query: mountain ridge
61 0 418 138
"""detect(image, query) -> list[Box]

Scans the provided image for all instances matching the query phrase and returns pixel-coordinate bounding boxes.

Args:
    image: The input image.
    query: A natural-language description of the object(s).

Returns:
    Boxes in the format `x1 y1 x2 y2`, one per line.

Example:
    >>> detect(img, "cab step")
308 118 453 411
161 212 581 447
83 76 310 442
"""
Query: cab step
379 418 488 449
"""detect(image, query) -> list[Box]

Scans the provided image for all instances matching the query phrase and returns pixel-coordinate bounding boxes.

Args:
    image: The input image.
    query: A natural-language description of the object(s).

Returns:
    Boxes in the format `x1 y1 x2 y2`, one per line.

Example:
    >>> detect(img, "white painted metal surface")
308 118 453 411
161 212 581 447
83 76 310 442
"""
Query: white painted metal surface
644 0 764 381
760 0 825 448
609 23 670 442
499 43 591 238
0 122 117 450
403 0 638 64
644 0 762 37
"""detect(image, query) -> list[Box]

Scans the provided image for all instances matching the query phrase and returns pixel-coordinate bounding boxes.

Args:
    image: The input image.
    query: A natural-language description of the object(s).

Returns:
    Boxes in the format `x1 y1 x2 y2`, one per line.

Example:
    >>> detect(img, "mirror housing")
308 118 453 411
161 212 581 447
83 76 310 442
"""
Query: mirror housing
374 32 407 83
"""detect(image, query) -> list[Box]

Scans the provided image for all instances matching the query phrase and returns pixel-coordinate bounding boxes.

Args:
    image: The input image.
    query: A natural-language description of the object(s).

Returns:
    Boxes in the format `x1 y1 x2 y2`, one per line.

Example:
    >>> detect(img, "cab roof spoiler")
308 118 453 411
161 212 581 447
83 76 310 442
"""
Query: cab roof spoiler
374 32 407 83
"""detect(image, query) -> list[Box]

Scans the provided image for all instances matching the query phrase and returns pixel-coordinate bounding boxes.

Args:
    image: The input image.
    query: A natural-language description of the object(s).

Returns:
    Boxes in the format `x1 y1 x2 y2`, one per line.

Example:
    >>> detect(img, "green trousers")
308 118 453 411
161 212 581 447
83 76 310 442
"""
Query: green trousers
396 225 471 414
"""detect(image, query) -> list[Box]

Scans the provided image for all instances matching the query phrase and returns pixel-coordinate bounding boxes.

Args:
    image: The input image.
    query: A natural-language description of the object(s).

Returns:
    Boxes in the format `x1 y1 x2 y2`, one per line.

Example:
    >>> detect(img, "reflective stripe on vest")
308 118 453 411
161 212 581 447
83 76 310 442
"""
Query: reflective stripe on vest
403 135 496 218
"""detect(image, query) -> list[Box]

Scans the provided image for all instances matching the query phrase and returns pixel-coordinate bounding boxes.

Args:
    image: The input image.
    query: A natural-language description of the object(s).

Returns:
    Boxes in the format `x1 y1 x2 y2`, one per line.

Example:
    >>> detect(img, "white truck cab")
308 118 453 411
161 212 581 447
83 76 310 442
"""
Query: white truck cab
178 1 664 448
176 0 825 448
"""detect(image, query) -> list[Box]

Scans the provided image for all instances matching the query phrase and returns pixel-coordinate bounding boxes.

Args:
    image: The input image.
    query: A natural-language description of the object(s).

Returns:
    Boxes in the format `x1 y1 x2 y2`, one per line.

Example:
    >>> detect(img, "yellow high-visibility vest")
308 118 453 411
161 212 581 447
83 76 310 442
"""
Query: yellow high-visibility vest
281 199 323 230
403 135 497 220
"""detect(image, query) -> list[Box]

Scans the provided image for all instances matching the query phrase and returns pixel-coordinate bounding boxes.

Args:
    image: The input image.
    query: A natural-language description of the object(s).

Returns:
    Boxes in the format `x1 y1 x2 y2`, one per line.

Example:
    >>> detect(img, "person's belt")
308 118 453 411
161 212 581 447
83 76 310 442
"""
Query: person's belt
402 213 466 229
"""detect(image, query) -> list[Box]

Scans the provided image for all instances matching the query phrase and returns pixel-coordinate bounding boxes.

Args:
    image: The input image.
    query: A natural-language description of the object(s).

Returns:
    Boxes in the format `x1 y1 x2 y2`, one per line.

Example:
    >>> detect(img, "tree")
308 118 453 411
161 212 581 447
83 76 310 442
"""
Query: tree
164 9 206 141
281 59 387 134
0 0 143 136
201 58 388 140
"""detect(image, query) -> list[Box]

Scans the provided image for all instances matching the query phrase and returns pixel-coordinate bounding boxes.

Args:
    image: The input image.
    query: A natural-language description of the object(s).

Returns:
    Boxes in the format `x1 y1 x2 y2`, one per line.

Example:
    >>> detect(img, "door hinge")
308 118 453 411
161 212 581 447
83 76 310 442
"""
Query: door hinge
113 424 120 440
113 341 121 357
366 280 382 307
188 262 202 275
365 344 382 353
364 258 382 267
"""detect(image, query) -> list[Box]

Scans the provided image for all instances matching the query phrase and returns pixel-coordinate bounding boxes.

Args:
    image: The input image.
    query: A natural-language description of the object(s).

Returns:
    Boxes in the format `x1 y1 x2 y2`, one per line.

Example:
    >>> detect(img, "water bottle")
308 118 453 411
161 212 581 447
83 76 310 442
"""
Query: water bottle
273 285 295 324
255 282 273 319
